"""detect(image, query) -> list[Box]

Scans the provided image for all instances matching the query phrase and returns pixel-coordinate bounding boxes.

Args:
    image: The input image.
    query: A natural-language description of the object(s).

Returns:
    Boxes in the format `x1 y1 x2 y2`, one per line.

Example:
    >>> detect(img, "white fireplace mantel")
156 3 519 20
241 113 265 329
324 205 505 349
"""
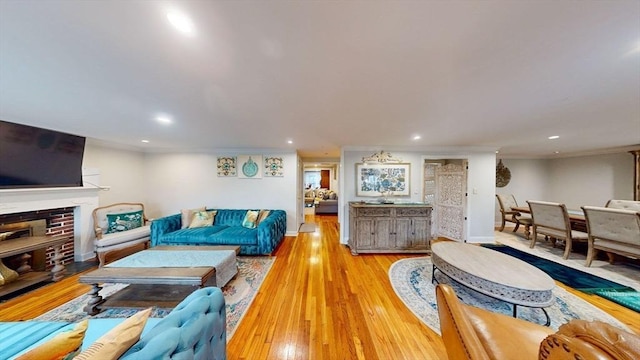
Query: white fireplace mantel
0 187 100 261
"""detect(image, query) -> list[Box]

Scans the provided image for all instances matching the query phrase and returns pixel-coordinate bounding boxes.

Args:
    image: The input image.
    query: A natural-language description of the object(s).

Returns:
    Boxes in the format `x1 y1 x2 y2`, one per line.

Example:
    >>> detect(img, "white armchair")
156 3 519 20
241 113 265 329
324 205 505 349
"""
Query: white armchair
92 202 151 267
581 206 640 267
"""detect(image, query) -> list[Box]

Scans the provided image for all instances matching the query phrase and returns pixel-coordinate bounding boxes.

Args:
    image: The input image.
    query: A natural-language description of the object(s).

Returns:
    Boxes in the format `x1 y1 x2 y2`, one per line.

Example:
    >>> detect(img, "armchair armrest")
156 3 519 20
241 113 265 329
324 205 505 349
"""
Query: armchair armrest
150 214 182 247
95 227 104 240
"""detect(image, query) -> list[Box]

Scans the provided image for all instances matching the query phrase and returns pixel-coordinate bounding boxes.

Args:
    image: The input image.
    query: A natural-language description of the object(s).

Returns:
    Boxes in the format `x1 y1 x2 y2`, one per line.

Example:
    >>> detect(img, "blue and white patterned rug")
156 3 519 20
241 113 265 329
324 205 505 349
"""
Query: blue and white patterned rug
389 256 630 335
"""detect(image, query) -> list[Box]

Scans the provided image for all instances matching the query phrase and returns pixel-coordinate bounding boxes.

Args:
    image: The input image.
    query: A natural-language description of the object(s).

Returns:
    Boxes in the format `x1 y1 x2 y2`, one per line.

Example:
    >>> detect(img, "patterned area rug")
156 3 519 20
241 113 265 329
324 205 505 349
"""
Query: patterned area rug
389 256 630 335
36 256 274 341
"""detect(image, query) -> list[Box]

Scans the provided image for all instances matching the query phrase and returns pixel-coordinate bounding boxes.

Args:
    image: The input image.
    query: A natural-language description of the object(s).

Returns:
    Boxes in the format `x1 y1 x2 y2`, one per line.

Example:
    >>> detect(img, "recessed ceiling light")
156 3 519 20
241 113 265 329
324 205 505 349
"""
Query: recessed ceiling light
287 139 293 144
495 150 499 154
167 11 195 36
155 115 172 125
554 151 560 154
548 135 560 140
141 140 150 143
412 135 421 141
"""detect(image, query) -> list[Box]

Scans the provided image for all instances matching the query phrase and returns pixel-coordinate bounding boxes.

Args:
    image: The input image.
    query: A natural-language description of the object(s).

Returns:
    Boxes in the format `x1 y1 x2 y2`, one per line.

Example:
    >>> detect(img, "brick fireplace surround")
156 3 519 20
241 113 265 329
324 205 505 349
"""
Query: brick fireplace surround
0 187 100 262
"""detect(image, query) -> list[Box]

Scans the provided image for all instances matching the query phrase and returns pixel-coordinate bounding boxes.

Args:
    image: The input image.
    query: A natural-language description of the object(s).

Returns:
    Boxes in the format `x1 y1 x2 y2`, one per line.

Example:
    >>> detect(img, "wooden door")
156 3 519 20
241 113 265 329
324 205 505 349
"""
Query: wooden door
435 162 467 242
320 170 330 189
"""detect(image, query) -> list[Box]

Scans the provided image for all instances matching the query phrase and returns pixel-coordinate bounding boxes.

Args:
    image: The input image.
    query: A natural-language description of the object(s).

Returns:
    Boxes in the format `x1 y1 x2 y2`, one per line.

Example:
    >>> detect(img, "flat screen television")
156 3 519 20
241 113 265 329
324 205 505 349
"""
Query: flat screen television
0 120 86 189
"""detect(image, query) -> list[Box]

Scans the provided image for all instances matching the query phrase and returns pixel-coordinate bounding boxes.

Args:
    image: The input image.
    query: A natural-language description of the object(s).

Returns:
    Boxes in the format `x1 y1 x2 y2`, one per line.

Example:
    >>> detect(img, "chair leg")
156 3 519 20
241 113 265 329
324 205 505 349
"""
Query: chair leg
523 224 530 240
499 217 506 232
529 228 538 248
562 238 572 260
585 246 596 267
513 221 520 233
97 252 106 268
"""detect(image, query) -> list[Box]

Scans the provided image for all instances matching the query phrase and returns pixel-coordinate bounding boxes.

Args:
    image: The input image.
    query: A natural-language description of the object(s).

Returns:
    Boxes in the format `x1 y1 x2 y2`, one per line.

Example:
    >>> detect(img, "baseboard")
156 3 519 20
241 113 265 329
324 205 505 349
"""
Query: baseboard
466 236 495 244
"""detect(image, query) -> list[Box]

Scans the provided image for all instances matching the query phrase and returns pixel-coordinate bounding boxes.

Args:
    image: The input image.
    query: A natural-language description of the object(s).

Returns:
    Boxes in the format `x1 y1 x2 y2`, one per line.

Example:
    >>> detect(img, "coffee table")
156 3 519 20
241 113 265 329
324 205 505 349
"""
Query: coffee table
431 242 555 326
79 245 239 315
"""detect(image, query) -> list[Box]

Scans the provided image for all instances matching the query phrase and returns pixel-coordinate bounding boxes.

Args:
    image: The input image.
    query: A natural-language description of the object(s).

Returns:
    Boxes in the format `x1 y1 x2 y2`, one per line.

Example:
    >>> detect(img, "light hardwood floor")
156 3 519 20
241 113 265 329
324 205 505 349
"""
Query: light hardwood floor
0 214 638 360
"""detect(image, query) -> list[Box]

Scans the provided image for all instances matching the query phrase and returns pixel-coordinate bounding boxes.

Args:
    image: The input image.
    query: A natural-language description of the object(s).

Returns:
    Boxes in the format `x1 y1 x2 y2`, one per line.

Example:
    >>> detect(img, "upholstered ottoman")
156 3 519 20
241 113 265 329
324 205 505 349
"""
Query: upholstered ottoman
107 246 239 287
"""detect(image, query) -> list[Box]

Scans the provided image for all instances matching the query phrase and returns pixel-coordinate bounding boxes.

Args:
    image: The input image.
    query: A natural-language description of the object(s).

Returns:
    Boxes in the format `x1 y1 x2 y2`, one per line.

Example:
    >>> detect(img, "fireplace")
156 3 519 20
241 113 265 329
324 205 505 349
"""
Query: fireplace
0 186 100 262
0 209 75 271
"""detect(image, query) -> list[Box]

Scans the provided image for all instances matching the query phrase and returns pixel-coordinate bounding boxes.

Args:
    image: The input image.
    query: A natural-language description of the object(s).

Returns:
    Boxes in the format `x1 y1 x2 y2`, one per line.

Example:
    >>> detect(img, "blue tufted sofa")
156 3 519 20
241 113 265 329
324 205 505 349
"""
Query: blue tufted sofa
0 287 226 360
151 209 287 255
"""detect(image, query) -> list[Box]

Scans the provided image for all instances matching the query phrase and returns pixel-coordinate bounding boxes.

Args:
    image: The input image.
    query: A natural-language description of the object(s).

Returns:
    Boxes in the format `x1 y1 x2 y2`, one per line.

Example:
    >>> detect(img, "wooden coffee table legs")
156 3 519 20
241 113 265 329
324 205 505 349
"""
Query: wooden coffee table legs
84 283 106 316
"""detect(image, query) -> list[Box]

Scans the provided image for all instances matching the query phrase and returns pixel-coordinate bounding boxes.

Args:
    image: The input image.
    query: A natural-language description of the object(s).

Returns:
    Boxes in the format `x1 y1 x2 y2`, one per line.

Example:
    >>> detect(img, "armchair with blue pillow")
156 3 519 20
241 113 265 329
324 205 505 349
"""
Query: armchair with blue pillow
92 203 151 267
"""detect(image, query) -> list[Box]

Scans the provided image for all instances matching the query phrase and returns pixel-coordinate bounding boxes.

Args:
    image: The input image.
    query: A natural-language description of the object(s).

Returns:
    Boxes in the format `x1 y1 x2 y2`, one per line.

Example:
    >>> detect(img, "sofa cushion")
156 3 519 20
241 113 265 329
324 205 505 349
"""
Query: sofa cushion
74 308 151 360
0 322 72 359
106 210 143 234
214 209 255 227
16 320 88 360
210 227 258 245
181 206 206 229
95 225 151 249
189 210 217 228
158 225 228 244
242 210 259 229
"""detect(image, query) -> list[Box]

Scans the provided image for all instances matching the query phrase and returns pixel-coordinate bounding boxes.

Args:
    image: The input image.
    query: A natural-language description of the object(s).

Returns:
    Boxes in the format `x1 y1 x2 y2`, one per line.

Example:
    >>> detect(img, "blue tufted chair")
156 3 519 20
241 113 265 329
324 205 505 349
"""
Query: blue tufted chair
122 287 226 360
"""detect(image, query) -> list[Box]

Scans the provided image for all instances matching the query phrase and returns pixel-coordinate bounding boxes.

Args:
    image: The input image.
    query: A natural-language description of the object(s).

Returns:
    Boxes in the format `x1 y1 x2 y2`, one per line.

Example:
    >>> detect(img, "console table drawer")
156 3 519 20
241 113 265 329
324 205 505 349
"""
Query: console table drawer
357 208 392 217
397 208 429 217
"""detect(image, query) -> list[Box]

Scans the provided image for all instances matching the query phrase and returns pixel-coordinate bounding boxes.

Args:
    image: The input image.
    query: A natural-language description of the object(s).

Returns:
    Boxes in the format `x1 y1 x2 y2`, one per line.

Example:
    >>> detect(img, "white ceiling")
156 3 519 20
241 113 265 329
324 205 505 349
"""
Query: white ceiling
0 1 638 159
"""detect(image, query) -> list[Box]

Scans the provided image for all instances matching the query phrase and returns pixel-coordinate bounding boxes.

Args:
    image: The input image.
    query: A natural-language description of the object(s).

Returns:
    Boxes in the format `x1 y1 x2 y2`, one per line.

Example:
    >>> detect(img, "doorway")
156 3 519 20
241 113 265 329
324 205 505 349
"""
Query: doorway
423 158 468 242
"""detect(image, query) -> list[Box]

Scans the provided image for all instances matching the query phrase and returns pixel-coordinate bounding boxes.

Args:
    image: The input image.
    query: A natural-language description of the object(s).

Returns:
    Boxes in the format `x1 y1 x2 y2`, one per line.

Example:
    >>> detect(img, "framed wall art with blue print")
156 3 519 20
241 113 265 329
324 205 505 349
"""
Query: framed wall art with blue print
356 163 410 197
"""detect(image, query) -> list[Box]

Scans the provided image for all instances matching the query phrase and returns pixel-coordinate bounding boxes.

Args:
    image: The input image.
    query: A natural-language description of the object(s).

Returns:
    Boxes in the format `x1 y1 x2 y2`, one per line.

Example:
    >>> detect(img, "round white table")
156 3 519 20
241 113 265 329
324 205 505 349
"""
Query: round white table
431 241 555 325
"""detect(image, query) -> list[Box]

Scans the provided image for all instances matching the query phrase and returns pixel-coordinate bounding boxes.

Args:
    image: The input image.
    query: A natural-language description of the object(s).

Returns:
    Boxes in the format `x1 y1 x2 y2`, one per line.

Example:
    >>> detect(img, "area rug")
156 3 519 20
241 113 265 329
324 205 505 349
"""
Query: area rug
388 256 630 335
36 256 274 341
494 231 640 312
495 231 640 291
299 223 317 233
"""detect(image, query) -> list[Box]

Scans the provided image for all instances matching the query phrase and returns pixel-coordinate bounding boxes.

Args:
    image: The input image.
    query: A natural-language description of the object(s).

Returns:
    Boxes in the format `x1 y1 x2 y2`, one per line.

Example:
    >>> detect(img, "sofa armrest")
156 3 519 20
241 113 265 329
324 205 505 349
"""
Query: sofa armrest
121 287 226 360
256 210 286 254
150 214 182 247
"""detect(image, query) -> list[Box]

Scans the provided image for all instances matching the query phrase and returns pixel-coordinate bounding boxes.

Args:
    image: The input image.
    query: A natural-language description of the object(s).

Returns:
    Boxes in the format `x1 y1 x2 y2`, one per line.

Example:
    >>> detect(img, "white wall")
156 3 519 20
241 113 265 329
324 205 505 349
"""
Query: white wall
340 149 497 244
82 140 147 206
547 153 634 208
143 152 299 235
494 159 548 224
494 152 634 223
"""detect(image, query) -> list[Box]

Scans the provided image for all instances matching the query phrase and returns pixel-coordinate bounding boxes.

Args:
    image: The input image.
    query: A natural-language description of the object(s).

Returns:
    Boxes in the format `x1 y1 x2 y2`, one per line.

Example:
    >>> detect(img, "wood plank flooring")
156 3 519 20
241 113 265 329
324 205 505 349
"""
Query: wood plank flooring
1 214 638 360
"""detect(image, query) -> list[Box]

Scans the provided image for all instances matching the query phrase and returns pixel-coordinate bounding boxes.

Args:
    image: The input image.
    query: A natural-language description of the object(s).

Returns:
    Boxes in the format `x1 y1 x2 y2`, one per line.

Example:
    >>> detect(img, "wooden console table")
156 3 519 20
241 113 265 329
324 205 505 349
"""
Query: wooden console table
0 235 67 298
348 202 432 255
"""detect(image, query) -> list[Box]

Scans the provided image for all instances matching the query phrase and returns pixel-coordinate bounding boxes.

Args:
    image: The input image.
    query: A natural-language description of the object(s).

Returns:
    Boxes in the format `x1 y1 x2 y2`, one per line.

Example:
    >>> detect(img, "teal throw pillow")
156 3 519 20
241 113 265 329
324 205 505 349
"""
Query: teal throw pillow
107 210 144 233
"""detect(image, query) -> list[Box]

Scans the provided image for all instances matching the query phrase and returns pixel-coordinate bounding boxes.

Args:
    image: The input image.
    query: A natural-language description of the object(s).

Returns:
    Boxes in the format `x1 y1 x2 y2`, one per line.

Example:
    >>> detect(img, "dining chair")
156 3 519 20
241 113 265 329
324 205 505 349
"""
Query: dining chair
496 194 532 238
605 199 640 212
527 200 588 259
581 206 640 267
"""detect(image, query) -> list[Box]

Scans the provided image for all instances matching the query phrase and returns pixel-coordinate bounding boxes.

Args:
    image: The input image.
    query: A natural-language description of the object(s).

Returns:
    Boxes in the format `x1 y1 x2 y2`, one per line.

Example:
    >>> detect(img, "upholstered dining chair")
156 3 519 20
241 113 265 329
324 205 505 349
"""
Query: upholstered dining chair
581 206 640 267
527 200 588 259
605 199 640 212
496 194 533 238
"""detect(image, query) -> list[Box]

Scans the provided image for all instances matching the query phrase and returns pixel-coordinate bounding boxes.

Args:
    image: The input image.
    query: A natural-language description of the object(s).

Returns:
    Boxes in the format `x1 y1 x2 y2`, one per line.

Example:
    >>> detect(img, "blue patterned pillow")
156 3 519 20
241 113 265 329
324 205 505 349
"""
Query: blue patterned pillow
242 210 259 229
106 210 143 233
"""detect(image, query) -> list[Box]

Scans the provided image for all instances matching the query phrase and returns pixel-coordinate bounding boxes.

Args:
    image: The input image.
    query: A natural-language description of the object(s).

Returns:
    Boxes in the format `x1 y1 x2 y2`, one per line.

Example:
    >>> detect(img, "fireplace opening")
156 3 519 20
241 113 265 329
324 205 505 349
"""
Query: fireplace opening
0 219 47 272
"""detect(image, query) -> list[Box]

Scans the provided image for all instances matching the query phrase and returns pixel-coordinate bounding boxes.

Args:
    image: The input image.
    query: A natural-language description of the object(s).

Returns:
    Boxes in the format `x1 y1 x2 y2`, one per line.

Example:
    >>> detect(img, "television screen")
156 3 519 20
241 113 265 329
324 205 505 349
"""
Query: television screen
0 120 86 188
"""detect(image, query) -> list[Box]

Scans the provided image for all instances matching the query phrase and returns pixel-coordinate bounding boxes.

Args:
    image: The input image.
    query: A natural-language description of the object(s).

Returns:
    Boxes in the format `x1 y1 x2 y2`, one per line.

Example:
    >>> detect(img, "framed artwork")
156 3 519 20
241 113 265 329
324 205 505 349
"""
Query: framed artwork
264 157 284 177
238 155 263 179
356 163 410 196
216 156 237 177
